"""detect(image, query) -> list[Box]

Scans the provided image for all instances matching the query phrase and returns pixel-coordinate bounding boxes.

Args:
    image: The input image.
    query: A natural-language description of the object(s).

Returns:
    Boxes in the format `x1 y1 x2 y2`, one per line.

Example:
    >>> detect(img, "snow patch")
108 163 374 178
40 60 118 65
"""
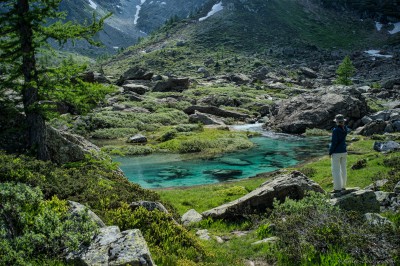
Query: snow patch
388 22 400 34
199 1 223 22
375 22 383 31
161 2 166 4
140 30 148 35
88 0 97 9
134 0 147 25
365 50 393 58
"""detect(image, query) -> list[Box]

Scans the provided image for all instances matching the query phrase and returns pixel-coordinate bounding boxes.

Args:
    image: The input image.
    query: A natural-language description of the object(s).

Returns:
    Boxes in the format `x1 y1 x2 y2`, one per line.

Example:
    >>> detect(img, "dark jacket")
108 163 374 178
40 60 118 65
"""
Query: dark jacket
329 125 348 155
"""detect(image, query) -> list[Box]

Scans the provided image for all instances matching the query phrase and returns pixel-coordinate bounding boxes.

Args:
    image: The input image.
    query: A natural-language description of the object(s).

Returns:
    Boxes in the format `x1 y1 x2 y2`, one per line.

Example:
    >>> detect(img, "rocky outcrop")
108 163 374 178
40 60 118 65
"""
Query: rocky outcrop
181 209 203 226
45 126 100 164
67 226 154 266
68 201 106 228
122 84 150 95
189 111 225 125
152 77 190 92
299 67 318 79
267 86 369 133
80 71 111 84
202 171 324 219
130 201 169 213
184 105 250 120
356 109 400 135
228 73 250 85
116 67 153 85
330 189 380 213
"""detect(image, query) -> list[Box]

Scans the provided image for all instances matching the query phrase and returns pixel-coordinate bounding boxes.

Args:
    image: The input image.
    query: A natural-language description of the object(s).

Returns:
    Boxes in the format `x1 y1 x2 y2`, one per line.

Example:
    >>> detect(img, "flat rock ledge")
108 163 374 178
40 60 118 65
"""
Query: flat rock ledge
67 226 154 266
202 171 324 219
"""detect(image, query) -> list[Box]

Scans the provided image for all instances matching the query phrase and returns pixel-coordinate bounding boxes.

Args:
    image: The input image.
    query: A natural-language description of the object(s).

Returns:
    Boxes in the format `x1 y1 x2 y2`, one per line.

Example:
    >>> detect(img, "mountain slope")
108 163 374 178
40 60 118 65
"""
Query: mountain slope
100 0 398 78
58 0 208 56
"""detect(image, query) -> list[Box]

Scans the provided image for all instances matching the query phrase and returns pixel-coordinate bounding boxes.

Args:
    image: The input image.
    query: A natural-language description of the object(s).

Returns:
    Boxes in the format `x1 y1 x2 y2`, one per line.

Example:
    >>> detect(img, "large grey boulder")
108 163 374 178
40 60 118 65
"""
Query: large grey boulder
184 105 250 121
153 77 190 92
46 126 100 164
267 86 369 133
116 67 153 85
373 141 400 152
330 189 380 213
202 171 324 219
67 226 154 266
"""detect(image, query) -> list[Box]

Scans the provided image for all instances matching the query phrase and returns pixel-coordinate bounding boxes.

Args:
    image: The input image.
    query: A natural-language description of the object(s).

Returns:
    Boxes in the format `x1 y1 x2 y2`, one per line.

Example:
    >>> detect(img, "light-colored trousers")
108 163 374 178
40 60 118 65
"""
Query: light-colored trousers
331 152 347 190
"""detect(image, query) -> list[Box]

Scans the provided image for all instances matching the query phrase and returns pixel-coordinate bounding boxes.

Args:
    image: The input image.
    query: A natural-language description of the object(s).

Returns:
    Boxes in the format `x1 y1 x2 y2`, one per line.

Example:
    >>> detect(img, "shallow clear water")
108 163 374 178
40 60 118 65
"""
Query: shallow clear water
114 125 328 189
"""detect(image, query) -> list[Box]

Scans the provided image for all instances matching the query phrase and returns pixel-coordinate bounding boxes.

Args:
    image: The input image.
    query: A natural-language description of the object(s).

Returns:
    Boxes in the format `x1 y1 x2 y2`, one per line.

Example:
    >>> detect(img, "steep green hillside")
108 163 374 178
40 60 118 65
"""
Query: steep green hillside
101 0 389 77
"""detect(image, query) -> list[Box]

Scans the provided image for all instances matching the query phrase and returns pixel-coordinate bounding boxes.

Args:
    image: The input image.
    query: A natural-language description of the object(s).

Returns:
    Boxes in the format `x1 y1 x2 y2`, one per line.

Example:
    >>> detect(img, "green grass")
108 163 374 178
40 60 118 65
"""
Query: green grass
156 177 268 215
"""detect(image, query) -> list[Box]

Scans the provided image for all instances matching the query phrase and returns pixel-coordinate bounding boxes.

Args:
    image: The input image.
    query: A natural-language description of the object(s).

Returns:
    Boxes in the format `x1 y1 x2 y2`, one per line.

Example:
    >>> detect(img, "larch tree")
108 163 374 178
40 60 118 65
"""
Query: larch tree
0 0 110 160
335 55 356 86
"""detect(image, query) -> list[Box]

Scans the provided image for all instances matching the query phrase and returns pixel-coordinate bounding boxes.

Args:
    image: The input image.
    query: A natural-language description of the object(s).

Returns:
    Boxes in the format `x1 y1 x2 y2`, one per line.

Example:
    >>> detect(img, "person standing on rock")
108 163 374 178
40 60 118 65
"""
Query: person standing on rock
329 114 348 192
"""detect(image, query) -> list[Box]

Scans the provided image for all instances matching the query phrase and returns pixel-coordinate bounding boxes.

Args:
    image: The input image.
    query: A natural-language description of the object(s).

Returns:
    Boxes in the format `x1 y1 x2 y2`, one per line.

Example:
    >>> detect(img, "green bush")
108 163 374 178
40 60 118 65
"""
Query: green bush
268 192 400 265
104 204 206 265
0 182 97 265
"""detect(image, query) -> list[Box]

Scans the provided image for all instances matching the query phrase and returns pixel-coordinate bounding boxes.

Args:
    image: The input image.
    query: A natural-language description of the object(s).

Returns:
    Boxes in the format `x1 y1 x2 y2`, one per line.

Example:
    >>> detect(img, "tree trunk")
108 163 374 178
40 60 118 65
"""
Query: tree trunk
17 0 50 160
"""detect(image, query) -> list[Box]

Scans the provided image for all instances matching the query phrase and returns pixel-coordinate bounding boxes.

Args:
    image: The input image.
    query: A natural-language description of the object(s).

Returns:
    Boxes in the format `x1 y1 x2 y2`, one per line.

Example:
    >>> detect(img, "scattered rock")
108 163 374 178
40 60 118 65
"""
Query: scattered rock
197 67 210 78
251 236 279 245
228 73 250 84
68 201 106 228
80 71 111 84
122 84 150 95
214 236 224 243
360 120 388 136
299 67 318 79
116 67 153 85
127 134 147 144
394 181 400 194
153 77 190 92
330 189 380 213
202 171 324 219
196 229 211 241
130 201 168 213
181 209 203 226
184 105 250 120
373 141 400 152
67 226 154 266
189 111 225 125
375 191 394 207
364 213 393 226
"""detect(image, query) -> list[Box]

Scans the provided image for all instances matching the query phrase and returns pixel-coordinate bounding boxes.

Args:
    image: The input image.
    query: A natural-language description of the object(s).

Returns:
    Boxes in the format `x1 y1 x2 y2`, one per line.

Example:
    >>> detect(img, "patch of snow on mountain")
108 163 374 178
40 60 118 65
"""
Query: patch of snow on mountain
161 2 166 4
375 22 383 31
365 50 393 58
88 0 97 9
134 0 147 25
199 1 223 21
388 22 400 34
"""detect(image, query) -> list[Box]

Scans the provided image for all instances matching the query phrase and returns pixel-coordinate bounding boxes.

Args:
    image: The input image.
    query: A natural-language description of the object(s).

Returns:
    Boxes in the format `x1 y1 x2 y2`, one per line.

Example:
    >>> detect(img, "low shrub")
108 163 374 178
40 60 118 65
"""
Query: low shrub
104 204 206 265
0 182 97 265
267 192 400 265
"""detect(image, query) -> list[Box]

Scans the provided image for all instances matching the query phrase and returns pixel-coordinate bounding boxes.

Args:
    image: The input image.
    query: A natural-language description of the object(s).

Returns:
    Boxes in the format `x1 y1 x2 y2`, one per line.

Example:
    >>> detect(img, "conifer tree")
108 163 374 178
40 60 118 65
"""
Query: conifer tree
335 55 356 86
0 0 110 160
